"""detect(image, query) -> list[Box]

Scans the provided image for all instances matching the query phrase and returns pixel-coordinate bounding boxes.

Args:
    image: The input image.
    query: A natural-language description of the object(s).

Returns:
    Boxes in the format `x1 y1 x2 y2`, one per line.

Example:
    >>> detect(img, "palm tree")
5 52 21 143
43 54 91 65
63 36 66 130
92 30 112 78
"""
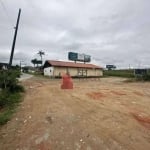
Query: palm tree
37 51 45 65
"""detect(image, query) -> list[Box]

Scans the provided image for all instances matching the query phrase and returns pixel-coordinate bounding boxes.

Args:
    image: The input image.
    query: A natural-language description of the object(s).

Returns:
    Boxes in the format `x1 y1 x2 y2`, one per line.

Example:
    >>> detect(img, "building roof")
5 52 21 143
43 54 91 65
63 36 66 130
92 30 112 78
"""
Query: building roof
0 62 8 65
0 62 8 70
44 60 102 69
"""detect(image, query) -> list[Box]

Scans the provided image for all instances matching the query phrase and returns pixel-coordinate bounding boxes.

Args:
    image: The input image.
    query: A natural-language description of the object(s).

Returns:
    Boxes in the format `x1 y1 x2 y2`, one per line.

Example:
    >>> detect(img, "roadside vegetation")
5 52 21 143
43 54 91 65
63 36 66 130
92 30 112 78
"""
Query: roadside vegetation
0 69 24 125
104 69 134 78
104 69 150 81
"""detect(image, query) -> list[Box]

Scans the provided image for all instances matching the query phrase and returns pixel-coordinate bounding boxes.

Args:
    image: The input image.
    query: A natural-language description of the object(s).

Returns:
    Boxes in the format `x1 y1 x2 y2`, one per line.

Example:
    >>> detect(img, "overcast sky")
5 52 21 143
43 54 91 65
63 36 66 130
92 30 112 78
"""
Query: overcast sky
0 0 150 68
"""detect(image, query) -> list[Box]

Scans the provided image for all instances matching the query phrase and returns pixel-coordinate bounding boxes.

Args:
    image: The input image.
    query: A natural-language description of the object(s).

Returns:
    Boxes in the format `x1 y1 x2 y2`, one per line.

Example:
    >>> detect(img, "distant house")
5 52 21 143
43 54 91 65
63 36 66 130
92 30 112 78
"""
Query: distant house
43 60 103 77
134 69 148 77
0 62 8 70
22 66 35 73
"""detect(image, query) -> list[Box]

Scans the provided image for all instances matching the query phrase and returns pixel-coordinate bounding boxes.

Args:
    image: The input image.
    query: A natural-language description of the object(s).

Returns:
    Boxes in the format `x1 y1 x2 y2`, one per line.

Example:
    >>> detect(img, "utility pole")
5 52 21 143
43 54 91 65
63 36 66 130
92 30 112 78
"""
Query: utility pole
20 60 24 71
9 8 21 67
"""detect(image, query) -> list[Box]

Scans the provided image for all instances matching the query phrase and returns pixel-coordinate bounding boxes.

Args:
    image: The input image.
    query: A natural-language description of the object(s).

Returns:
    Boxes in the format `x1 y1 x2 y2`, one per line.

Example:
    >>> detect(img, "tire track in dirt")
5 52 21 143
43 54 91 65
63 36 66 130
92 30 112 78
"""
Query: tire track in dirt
55 90 131 149
1 77 150 150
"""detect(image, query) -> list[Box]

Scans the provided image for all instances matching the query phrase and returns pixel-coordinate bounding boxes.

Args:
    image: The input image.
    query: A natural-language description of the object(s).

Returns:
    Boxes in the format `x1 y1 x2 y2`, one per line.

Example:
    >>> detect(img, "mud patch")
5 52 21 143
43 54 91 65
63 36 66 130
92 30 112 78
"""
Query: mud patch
46 116 53 124
133 91 144 96
111 90 126 96
36 141 51 150
131 112 150 129
86 92 105 100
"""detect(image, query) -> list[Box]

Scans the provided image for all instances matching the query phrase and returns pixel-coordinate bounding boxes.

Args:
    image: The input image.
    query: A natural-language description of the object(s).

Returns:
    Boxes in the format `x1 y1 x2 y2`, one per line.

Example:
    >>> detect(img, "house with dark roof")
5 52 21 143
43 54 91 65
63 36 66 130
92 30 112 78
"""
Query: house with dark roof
43 60 103 77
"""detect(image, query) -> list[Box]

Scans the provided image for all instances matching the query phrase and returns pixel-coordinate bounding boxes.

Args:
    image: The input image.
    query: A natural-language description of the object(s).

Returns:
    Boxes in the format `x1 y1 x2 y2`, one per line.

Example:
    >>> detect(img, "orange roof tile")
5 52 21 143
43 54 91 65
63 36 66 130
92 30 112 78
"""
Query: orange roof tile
46 60 102 69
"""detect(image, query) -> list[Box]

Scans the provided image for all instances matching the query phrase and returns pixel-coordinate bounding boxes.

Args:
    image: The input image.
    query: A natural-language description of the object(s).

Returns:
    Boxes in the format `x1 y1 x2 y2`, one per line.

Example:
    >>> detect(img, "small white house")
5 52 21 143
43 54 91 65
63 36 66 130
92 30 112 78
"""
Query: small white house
44 67 54 76
0 62 8 70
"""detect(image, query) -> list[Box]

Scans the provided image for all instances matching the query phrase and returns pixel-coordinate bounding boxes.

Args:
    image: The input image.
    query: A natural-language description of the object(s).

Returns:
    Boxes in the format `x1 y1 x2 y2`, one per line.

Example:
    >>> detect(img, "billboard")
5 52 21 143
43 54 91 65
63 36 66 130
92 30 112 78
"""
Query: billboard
68 52 78 61
84 54 91 62
68 52 91 62
77 53 84 61
106 65 116 70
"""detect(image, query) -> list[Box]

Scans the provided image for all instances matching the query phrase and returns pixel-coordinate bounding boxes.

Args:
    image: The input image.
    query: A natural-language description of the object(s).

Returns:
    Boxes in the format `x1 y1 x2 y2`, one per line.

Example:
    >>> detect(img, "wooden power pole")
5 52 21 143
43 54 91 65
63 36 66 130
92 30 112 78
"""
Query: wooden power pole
9 8 21 67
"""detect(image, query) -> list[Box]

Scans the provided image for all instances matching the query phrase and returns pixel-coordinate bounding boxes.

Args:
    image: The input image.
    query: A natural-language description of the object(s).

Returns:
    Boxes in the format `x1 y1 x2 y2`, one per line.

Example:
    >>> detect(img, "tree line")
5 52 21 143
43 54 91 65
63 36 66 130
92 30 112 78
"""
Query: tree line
31 50 45 67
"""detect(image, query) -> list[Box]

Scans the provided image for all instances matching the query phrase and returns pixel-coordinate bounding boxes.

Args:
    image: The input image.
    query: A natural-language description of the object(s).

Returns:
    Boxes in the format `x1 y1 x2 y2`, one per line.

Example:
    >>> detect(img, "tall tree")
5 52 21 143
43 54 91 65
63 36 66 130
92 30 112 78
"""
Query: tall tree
31 58 42 68
31 58 37 67
37 51 45 65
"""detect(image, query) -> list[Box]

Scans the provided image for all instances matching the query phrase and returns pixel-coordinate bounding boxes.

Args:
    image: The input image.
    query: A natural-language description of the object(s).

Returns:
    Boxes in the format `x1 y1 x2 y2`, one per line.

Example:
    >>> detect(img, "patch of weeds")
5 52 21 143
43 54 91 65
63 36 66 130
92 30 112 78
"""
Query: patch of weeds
0 70 24 126
9 84 25 93
0 90 24 126
0 108 15 125
0 91 22 108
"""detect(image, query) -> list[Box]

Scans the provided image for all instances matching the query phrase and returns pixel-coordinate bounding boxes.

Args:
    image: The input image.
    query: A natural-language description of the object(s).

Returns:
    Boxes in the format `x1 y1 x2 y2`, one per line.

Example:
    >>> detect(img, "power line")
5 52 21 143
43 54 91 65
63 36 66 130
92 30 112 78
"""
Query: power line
0 0 14 27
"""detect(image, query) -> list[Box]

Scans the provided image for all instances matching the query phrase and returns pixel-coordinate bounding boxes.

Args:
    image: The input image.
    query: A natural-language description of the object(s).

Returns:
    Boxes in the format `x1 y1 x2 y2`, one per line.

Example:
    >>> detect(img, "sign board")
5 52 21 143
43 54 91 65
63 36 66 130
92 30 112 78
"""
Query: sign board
84 55 91 62
68 52 78 61
68 52 91 62
106 65 116 70
77 53 84 61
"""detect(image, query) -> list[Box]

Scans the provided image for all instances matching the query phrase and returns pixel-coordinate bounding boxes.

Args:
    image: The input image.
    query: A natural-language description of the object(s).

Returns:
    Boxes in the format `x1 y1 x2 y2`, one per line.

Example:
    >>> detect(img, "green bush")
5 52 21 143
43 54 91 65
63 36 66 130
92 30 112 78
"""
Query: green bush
9 84 25 93
135 74 150 81
0 109 14 125
0 69 24 125
0 70 21 91
104 69 134 78
0 90 22 108
104 69 150 81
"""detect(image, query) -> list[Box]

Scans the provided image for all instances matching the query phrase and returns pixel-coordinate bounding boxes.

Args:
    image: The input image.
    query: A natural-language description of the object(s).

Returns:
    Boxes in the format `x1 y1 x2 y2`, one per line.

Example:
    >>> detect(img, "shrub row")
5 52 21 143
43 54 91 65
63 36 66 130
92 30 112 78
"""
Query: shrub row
0 69 24 125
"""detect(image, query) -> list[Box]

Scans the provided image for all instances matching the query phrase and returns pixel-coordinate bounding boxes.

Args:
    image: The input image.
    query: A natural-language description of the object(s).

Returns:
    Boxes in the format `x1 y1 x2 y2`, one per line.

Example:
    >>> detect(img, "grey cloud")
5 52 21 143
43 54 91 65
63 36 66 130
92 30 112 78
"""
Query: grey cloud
0 0 150 68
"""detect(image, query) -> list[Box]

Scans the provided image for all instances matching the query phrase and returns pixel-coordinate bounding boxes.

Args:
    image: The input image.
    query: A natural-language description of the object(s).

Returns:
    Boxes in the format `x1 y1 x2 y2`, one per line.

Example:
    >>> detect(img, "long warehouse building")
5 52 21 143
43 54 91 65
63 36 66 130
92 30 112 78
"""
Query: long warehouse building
43 60 103 77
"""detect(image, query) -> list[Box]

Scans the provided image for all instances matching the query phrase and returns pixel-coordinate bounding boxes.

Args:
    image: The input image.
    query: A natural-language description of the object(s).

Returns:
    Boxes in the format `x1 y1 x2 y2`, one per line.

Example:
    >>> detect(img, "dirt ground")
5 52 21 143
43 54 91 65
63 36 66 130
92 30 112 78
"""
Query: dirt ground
0 77 150 150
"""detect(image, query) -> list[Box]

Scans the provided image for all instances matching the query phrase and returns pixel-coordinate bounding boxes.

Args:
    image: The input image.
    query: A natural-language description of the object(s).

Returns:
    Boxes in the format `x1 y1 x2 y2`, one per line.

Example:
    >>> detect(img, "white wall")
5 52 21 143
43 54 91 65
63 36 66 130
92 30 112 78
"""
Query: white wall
44 67 54 76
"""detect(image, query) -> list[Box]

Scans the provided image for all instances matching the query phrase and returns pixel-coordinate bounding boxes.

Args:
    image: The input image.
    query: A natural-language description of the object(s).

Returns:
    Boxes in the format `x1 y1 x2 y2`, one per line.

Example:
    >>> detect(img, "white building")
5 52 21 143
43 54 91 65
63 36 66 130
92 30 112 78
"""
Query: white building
43 60 103 77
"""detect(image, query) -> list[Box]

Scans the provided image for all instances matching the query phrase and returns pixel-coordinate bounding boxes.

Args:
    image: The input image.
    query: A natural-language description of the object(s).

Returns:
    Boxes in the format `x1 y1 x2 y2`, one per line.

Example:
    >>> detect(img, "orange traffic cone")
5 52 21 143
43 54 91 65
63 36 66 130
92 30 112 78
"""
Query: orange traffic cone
61 73 73 89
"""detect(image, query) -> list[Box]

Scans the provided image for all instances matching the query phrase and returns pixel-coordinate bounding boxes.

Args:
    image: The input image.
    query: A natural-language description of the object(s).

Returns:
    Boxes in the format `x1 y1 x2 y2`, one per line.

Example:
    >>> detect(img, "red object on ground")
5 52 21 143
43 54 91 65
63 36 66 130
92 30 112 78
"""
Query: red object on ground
61 74 73 89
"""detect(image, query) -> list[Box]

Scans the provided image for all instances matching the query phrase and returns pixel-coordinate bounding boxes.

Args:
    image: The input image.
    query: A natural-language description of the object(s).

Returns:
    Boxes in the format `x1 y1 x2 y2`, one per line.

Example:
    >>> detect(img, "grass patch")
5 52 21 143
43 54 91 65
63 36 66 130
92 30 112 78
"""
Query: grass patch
0 108 15 125
0 92 23 125
0 91 23 125
104 69 150 82
104 69 134 78
0 91 22 108
0 70 24 126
